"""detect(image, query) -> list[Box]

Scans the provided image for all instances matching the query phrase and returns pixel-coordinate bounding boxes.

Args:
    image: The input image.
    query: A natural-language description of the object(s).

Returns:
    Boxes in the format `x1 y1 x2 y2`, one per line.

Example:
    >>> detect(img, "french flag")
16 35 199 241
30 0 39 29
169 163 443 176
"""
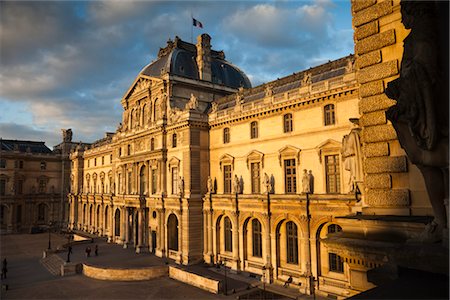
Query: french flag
192 18 203 28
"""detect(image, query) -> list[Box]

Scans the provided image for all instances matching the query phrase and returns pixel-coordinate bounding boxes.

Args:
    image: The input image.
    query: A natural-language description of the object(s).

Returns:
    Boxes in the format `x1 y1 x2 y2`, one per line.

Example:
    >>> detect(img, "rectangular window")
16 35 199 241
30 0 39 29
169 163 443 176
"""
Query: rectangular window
0 159 6 168
38 179 46 193
40 161 46 170
110 154 113 164
329 253 344 273
88 160 90 168
0 179 5 196
94 158 97 166
17 179 23 195
118 174 122 194
15 160 23 169
251 162 260 194
171 167 178 195
325 155 340 193
102 156 105 165
223 165 232 194
284 159 297 193
151 169 157 194
127 172 132 194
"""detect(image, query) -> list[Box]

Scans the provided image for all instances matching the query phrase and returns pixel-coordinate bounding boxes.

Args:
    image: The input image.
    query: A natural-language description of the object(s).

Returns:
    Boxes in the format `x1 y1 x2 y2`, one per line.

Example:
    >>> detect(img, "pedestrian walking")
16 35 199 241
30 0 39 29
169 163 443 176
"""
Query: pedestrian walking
1 258 7 279
94 245 98 256
85 247 91 258
68 245 73 255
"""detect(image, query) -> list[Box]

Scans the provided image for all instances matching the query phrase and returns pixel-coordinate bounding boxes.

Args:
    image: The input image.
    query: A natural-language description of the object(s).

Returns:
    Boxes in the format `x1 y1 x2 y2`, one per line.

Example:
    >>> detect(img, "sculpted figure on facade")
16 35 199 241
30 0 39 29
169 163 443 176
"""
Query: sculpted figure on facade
179 176 184 197
265 85 273 97
263 173 271 194
207 176 214 194
233 174 241 194
385 0 449 243
341 118 363 193
308 170 314 194
62 129 73 143
302 72 312 86
302 169 311 194
186 93 199 111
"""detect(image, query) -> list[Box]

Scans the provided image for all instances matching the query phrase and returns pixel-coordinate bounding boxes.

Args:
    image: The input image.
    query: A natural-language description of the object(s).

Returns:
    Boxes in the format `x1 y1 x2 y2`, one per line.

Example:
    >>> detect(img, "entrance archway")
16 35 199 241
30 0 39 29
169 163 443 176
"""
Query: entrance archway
167 214 178 251
114 209 121 237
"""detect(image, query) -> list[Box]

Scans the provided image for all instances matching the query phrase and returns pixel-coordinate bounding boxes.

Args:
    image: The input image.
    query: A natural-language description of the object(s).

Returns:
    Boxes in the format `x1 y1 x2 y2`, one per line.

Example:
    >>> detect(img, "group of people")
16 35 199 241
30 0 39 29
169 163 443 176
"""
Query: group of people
85 245 99 258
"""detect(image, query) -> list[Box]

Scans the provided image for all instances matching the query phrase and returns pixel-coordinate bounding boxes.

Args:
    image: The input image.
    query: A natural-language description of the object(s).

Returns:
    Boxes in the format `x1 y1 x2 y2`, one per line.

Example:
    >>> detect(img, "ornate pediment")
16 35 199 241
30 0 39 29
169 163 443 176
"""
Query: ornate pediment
130 78 151 98
219 153 234 170
246 150 264 169
315 139 341 163
278 145 301 166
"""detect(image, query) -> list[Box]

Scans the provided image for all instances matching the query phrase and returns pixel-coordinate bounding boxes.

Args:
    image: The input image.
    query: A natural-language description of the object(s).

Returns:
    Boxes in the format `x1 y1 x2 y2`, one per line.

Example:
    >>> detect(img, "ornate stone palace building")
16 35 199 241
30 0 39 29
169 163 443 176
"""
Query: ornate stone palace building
0 132 78 233
67 0 448 295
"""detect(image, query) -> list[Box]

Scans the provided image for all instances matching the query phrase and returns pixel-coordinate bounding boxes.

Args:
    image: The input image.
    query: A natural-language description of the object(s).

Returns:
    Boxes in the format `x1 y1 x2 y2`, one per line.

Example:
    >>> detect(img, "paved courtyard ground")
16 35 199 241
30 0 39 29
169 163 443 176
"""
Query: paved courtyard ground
0 233 226 300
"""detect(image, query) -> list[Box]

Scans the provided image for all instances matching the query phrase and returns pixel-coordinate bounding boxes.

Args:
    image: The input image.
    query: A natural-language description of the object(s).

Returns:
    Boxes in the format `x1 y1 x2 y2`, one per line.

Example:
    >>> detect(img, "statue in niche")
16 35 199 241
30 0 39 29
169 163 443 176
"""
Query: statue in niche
341 118 363 193
308 170 314 194
302 169 311 194
186 93 199 111
207 176 214 193
385 1 449 243
233 175 241 194
62 129 73 143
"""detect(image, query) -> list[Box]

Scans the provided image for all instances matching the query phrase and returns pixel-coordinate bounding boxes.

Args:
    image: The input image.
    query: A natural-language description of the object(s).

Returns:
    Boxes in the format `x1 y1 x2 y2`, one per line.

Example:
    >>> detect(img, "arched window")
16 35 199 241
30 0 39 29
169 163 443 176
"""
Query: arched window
328 224 342 234
286 221 298 264
104 206 109 230
172 133 177 148
142 104 147 125
224 217 232 252
283 113 293 133
96 206 100 228
150 138 155 151
139 166 146 195
168 214 179 251
38 203 47 222
324 104 335 126
127 145 131 156
250 121 258 139
223 128 230 144
114 209 120 236
252 219 262 257
89 205 93 226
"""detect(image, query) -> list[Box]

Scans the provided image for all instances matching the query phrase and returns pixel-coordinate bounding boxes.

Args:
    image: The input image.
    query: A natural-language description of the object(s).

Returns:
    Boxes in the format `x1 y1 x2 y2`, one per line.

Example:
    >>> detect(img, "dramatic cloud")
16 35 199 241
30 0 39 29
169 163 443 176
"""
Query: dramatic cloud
0 0 353 148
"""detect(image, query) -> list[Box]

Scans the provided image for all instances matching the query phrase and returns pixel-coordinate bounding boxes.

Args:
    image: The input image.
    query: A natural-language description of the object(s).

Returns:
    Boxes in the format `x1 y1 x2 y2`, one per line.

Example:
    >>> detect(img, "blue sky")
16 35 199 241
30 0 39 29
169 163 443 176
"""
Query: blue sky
0 0 354 147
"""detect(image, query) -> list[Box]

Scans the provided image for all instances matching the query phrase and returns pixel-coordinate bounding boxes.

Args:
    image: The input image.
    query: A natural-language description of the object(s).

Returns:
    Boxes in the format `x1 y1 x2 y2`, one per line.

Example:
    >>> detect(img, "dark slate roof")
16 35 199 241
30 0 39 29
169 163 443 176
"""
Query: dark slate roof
0 139 52 154
140 36 251 89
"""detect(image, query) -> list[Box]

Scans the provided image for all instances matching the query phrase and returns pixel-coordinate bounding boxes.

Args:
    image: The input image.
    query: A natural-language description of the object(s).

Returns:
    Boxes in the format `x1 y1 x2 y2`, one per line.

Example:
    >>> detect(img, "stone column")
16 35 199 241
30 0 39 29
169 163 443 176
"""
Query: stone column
122 207 128 247
232 211 240 270
203 210 209 261
136 208 146 253
208 210 214 261
263 213 272 282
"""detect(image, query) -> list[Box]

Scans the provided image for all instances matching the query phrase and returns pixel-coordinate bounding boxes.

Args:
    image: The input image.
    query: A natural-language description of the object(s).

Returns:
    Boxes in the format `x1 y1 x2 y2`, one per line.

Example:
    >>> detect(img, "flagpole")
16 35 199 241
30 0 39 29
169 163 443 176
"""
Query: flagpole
190 12 193 44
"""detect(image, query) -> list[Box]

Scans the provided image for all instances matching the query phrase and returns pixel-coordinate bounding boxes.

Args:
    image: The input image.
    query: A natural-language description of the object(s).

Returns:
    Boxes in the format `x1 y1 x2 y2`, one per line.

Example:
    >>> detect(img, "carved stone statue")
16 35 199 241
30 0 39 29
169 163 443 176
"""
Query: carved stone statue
341 118 363 193
385 1 449 243
62 129 73 142
233 174 240 194
302 72 311 86
308 170 314 194
179 176 184 196
207 176 214 193
265 85 273 97
186 93 199 110
302 169 311 194
263 173 271 194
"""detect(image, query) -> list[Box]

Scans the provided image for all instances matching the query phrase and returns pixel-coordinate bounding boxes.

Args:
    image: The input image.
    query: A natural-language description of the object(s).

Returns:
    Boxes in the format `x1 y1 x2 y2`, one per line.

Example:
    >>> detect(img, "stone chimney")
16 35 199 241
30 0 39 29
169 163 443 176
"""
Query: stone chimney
196 33 212 82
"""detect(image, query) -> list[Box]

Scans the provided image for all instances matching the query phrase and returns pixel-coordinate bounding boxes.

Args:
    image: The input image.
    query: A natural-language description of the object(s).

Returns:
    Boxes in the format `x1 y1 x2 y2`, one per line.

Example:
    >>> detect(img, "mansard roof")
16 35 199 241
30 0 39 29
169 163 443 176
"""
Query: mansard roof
215 55 355 110
0 139 52 154
139 36 251 89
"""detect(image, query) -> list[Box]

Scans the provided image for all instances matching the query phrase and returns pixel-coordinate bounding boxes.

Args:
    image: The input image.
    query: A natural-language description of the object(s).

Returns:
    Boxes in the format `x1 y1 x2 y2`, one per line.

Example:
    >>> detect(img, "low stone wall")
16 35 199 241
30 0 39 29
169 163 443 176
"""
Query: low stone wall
82 264 168 281
169 266 220 294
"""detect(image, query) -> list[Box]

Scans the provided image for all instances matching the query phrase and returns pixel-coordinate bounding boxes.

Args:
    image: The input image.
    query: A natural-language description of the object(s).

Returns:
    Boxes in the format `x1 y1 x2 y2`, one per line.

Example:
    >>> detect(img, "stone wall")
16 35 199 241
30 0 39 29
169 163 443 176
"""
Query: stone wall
352 0 429 215
168 266 220 294
82 264 168 281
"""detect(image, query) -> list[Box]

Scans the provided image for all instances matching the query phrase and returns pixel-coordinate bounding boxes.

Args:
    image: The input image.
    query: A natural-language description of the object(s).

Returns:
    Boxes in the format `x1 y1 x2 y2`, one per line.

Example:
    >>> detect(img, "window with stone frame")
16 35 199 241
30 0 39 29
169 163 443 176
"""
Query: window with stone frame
252 218 262 257
329 253 344 273
324 104 336 126
127 144 131 156
102 156 105 165
15 160 24 169
286 221 298 264
224 216 233 252
17 179 23 195
223 127 230 144
171 167 178 195
94 158 97 166
16 205 22 223
127 171 132 194
117 173 121 194
284 159 297 193
325 154 340 193
150 138 155 151
283 113 293 133
151 168 157 194
0 179 5 196
38 179 46 193
172 133 177 148
251 162 260 194
110 154 113 164
37 203 46 221
40 161 46 170
0 159 6 168
223 165 232 194
250 121 258 139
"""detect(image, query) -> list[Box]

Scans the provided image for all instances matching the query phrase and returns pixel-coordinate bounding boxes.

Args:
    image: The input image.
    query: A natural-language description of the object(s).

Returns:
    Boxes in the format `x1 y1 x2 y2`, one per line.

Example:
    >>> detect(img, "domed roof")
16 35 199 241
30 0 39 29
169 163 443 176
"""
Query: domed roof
140 36 251 89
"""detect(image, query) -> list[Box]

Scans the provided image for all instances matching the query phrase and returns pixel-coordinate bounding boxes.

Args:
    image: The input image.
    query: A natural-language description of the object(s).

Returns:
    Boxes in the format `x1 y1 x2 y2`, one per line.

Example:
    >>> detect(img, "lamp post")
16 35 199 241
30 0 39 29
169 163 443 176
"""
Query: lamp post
66 232 72 263
262 265 266 300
